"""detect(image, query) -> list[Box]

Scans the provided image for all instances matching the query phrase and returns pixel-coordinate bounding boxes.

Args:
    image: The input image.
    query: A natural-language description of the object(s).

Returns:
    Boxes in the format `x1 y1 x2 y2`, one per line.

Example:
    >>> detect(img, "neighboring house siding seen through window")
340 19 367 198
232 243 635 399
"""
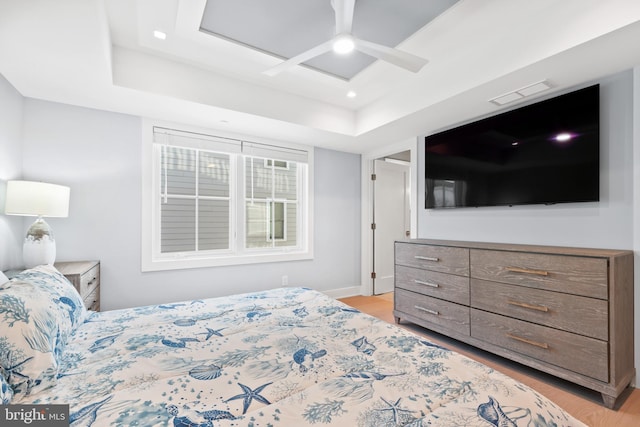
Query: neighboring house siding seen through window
142 125 312 271
160 146 231 253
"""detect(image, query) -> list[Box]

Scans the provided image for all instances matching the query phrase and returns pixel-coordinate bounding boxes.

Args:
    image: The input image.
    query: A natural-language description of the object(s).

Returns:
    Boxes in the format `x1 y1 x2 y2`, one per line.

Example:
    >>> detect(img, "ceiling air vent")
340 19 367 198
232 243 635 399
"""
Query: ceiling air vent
489 80 552 106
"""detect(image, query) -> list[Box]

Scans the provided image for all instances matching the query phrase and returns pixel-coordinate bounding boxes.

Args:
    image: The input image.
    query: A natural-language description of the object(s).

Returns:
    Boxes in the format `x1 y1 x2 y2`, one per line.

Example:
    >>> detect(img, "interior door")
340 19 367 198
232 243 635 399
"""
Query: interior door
373 159 410 294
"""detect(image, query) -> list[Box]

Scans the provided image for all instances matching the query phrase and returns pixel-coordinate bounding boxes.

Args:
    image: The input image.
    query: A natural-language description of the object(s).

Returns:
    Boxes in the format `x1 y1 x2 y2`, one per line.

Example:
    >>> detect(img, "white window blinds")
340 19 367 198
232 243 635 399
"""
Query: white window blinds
153 127 308 163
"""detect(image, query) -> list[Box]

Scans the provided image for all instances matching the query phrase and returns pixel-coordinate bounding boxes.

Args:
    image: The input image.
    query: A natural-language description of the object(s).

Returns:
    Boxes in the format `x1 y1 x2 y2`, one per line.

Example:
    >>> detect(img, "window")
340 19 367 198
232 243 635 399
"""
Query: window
245 157 297 248
142 124 313 271
160 146 231 253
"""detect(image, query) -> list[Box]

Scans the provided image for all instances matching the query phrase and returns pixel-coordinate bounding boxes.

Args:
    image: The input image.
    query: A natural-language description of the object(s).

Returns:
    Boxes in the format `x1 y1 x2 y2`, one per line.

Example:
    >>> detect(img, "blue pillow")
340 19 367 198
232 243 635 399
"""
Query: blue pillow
0 265 86 397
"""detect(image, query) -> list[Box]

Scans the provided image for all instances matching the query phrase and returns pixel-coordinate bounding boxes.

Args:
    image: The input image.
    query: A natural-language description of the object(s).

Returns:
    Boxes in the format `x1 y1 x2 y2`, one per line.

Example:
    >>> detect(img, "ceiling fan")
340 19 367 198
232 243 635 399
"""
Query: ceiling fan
263 0 428 76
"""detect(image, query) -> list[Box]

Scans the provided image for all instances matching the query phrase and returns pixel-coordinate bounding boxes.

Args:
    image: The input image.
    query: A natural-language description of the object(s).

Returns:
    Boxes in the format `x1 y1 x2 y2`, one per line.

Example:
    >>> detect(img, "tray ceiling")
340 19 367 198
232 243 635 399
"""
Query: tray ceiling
2 0 640 154
199 0 458 80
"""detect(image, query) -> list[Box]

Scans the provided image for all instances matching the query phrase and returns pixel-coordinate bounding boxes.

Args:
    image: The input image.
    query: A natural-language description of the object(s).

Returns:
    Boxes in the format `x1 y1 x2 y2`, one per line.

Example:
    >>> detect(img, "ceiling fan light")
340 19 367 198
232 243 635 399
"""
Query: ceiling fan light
332 35 355 54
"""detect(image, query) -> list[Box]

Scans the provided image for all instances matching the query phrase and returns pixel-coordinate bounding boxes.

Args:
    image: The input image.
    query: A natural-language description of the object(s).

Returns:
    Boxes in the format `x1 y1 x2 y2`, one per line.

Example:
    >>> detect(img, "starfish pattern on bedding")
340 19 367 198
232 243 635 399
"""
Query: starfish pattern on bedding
374 397 415 425
224 382 272 414
198 327 225 340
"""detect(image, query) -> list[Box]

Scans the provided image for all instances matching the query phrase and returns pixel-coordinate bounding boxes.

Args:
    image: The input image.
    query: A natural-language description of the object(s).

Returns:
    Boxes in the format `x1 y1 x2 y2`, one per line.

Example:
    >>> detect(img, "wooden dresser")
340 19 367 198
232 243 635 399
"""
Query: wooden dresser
394 239 634 408
55 261 101 312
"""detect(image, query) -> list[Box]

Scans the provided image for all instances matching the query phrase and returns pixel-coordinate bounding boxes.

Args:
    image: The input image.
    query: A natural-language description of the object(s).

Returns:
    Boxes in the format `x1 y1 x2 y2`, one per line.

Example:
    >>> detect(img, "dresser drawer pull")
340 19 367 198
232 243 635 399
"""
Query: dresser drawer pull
507 300 549 312
414 305 439 316
505 266 549 276
506 333 549 349
414 280 439 288
415 256 439 262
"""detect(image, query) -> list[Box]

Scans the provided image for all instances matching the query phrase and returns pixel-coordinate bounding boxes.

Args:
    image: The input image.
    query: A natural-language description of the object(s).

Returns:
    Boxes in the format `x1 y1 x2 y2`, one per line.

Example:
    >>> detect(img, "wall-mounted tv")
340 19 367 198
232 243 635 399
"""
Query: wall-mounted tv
425 84 600 209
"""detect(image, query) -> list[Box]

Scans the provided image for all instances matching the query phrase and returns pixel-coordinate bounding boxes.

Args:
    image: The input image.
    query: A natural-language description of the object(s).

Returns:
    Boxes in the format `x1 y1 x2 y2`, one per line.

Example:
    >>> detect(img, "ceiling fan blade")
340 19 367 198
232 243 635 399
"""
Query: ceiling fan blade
263 40 335 76
332 0 355 34
354 38 428 73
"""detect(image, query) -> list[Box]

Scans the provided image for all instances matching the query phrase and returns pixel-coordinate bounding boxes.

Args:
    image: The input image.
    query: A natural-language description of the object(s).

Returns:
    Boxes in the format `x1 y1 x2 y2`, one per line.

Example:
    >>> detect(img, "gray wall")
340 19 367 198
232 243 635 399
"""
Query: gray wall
18 98 361 310
418 70 635 250
0 74 24 270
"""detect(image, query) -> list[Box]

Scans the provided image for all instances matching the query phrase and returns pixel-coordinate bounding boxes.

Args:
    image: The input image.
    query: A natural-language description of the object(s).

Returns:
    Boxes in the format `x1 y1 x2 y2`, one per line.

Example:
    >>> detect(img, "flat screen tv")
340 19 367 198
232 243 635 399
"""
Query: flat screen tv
425 84 600 209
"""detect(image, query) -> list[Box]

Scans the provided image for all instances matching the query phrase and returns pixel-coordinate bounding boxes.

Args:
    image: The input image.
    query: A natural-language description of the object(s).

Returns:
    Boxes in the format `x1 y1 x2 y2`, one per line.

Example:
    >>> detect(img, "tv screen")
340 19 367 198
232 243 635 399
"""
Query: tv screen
425 84 600 209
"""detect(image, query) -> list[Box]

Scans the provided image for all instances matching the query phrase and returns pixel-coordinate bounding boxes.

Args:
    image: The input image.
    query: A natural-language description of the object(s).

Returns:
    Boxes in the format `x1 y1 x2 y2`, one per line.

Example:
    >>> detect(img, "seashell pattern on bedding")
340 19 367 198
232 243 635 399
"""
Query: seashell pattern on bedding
2 283 586 426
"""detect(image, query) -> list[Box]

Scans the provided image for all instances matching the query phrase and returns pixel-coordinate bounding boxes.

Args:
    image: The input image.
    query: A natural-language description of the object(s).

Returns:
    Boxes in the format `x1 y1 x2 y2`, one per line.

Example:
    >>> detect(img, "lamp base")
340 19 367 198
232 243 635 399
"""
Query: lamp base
23 217 57 268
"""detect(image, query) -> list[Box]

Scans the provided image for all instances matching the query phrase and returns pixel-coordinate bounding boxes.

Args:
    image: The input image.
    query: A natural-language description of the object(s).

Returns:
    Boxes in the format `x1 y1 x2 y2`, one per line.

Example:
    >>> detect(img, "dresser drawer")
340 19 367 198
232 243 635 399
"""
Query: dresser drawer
396 265 469 305
395 289 470 335
470 249 608 299
471 279 608 340
471 309 608 382
396 243 469 276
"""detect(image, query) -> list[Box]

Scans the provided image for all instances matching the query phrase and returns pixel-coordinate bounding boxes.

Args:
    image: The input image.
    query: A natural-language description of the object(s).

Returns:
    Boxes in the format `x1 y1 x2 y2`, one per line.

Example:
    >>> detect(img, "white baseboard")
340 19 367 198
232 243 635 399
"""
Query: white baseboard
322 286 362 299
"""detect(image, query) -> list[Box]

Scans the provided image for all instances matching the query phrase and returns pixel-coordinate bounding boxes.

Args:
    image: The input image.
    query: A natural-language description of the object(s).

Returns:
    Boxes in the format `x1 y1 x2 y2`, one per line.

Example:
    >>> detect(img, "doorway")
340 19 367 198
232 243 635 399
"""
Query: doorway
372 151 411 295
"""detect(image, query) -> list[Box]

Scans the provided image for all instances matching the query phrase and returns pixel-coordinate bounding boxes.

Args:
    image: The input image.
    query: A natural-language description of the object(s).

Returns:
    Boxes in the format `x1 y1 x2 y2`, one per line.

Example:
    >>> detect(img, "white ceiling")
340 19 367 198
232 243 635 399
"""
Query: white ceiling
1 0 640 154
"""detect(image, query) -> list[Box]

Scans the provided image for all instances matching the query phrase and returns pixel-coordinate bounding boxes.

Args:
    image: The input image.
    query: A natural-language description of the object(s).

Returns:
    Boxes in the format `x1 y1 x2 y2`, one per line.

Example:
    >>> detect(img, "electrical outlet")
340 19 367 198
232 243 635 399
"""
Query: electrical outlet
281 275 289 287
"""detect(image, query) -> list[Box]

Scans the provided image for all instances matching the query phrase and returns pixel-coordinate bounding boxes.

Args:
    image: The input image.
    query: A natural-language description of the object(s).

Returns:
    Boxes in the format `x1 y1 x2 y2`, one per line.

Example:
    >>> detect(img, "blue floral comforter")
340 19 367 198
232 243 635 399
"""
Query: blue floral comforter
12 287 585 426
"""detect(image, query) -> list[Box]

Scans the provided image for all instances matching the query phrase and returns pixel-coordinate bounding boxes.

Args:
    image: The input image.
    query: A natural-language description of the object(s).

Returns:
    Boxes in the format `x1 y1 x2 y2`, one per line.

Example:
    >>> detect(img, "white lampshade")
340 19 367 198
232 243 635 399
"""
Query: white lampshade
4 180 70 268
5 180 70 217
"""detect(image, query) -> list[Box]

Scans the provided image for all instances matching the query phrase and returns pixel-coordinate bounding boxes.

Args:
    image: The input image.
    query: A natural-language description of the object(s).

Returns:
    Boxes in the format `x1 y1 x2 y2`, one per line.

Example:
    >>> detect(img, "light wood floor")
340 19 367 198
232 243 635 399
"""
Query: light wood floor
339 293 640 427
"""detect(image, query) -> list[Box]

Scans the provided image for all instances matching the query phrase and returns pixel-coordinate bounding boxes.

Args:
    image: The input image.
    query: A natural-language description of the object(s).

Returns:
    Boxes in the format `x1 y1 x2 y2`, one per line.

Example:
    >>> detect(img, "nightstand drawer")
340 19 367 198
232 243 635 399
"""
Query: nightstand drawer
80 264 100 297
470 249 608 299
395 288 470 335
83 286 100 312
396 243 469 276
396 265 469 305
471 309 608 382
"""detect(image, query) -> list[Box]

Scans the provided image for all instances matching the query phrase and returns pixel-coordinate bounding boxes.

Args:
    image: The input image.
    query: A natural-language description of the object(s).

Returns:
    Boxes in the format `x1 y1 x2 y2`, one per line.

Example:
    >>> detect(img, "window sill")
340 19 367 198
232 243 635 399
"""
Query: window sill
141 250 313 272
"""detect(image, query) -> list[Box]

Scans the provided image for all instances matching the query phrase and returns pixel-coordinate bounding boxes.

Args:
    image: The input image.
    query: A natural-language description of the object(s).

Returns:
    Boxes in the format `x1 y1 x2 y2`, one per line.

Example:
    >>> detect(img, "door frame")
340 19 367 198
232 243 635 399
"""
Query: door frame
372 159 410 295
360 137 419 296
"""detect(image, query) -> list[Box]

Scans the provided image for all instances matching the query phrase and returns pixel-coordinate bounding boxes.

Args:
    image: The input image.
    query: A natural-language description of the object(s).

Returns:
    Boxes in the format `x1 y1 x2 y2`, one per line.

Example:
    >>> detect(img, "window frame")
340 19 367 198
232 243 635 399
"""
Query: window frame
141 120 314 272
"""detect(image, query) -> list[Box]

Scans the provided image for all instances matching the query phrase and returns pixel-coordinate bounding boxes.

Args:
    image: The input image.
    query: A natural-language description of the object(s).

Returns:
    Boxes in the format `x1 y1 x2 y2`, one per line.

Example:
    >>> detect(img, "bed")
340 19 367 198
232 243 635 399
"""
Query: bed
1 265 586 426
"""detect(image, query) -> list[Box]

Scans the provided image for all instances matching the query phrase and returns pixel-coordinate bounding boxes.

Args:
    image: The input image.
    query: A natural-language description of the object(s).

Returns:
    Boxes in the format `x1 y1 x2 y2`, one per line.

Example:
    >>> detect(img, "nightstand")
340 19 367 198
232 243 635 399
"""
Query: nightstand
55 261 100 312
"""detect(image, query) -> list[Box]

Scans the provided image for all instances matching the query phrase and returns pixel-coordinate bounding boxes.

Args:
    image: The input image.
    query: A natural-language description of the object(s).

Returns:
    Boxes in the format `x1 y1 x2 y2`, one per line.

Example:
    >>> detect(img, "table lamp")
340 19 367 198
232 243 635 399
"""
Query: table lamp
4 180 70 268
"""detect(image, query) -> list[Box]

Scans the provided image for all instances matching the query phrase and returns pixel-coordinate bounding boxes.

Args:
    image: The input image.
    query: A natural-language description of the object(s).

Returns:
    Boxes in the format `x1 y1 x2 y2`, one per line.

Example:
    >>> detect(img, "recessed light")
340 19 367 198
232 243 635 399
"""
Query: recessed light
153 30 167 40
346 90 357 98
